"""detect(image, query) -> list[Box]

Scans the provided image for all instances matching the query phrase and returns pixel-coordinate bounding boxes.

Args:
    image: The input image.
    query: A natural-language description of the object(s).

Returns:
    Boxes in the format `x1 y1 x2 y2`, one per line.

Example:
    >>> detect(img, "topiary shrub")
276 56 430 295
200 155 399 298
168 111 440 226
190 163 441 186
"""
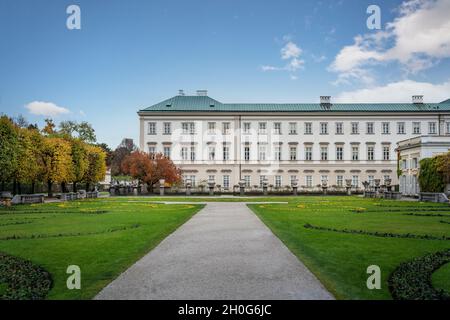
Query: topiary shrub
388 249 450 300
0 252 52 300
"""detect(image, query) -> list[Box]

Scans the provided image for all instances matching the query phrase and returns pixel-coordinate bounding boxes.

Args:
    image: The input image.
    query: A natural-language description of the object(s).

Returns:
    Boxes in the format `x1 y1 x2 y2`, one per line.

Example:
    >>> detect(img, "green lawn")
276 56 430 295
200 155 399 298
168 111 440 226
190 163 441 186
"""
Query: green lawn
248 196 450 300
0 198 202 299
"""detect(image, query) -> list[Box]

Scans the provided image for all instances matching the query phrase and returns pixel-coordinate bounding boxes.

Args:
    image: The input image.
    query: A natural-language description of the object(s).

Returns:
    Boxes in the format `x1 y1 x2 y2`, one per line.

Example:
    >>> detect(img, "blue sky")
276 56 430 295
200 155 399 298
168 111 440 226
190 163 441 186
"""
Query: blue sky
1 0 449 148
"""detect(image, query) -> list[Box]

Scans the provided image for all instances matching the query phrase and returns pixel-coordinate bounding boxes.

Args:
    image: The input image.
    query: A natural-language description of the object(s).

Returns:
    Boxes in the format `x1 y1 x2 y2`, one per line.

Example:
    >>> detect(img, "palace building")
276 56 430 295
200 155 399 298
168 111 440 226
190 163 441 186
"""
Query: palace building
138 90 450 190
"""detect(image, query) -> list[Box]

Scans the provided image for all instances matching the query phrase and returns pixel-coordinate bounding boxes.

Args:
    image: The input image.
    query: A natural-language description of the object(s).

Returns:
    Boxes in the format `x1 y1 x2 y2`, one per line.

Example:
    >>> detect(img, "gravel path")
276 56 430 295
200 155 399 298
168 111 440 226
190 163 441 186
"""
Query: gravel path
95 202 334 300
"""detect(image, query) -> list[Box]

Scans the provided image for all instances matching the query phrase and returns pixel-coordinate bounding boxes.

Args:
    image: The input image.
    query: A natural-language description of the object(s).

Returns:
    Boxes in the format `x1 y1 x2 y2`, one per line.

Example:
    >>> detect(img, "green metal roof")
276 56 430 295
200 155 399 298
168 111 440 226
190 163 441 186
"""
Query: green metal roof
139 95 450 113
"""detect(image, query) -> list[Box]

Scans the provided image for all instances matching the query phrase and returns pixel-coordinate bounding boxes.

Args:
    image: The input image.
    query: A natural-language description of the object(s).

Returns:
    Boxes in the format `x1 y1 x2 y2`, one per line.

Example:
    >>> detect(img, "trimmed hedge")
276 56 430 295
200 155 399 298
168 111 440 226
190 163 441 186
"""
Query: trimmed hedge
0 252 52 300
303 223 450 241
388 249 450 300
418 157 446 192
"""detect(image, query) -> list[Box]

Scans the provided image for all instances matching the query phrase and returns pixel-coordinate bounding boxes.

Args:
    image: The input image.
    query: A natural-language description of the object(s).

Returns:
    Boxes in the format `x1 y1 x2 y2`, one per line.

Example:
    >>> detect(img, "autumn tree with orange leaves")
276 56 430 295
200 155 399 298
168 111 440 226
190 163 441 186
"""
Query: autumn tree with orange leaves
122 151 181 192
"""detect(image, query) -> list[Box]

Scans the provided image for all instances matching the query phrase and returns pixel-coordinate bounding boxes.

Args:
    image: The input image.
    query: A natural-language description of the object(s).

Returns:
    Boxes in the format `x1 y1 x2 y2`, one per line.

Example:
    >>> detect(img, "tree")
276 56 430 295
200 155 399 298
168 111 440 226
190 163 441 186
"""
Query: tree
83 145 107 191
95 142 112 167
111 138 137 176
122 151 181 192
69 138 89 192
14 126 43 194
121 151 152 186
435 152 450 185
41 137 73 197
59 121 96 143
0 116 19 191
418 157 446 193
42 119 56 135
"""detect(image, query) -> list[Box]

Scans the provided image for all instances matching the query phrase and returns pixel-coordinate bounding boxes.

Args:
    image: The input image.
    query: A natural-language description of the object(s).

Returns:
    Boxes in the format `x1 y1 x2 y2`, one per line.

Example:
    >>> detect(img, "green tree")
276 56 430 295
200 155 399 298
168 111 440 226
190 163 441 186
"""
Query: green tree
83 145 107 191
69 138 89 192
41 137 73 197
59 121 96 143
0 116 19 191
418 157 446 192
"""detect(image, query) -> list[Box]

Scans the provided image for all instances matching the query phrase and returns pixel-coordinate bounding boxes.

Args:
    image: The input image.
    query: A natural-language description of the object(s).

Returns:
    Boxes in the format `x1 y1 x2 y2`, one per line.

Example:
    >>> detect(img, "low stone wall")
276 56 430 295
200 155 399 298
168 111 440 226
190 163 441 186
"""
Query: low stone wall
419 193 449 203
11 194 45 204
383 191 402 200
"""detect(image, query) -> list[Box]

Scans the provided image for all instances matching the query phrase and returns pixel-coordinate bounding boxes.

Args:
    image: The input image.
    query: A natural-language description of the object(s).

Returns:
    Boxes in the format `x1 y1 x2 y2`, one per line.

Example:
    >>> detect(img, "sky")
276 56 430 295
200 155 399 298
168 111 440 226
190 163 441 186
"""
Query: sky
1 0 450 148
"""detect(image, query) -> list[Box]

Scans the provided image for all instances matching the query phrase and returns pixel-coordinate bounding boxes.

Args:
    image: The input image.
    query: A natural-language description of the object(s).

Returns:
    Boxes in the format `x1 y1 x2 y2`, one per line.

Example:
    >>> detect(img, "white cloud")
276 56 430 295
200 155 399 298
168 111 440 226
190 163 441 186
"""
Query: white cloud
330 0 450 83
334 79 450 103
25 101 70 117
79 110 86 117
281 42 302 60
261 40 305 79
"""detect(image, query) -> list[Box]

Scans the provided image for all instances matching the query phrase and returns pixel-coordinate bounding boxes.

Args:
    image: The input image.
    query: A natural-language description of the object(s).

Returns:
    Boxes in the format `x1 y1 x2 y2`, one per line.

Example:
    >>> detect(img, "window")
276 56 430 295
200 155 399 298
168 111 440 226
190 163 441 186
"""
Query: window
351 122 359 134
402 159 407 169
181 147 188 160
352 175 359 188
244 146 250 161
306 176 313 187
368 175 374 186
190 146 196 161
382 122 390 134
413 122 421 134
189 175 196 187
243 122 251 134
208 147 215 160
366 122 374 134
428 122 437 134
305 146 312 161
274 146 281 161
383 175 390 184
148 146 156 156
223 146 229 161
352 146 359 161
397 122 405 134
208 122 216 134
446 122 450 134
320 146 328 161
304 122 312 134
383 146 390 160
222 122 230 135
148 122 156 135
412 158 418 168
367 146 374 161
163 146 171 158
163 122 171 135
290 175 297 186
336 146 343 161
336 175 343 187
321 175 328 185
335 122 343 134
290 147 297 160
223 175 230 189
244 175 251 187
259 175 266 187
258 145 266 161
258 122 267 134
289 122 297 135
208 175 215 183
275 176 282 188
320 122 328 135
273 122 282 134
182 122 195 134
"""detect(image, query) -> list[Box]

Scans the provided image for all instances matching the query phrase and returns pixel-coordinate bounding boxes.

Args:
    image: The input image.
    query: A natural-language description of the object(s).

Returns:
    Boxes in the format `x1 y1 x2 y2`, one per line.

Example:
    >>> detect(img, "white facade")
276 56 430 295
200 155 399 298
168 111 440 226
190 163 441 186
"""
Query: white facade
397 136 450 196
138 95 450 191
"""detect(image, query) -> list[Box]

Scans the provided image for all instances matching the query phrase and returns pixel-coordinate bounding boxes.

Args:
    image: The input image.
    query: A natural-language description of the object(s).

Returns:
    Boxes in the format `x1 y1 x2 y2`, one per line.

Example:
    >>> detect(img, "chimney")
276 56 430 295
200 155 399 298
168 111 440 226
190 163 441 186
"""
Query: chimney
178 89 185 96
320 96 331 104
412 95 423 104
197 90 208 96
